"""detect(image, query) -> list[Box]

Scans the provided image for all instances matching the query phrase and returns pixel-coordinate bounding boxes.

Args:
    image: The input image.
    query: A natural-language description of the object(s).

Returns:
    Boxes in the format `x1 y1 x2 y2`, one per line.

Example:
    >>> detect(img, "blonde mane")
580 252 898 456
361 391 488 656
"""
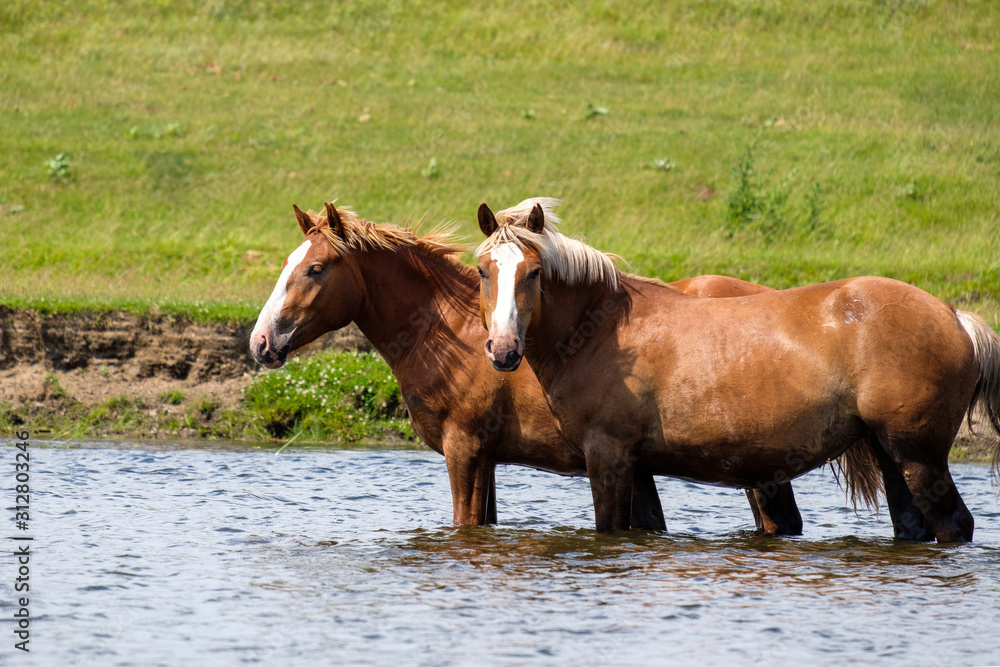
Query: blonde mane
305 205 467 261
474 198 621 291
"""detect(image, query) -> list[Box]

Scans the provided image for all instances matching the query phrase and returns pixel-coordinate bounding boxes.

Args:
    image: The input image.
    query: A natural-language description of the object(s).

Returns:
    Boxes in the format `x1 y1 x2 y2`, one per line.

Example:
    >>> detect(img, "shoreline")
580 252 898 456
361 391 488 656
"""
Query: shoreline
1 306 996 462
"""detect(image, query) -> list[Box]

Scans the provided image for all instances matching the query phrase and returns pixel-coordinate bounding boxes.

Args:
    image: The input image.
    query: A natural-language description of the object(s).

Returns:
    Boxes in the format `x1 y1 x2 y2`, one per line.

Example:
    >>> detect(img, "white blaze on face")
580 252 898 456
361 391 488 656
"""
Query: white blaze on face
490 242 524 337
251 239 312 343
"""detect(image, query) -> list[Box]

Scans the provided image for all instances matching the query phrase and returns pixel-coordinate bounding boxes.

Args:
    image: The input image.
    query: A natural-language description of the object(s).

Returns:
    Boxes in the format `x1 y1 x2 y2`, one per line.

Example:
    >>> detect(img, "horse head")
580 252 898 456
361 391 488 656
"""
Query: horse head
249 202 365 368
475 202 547 372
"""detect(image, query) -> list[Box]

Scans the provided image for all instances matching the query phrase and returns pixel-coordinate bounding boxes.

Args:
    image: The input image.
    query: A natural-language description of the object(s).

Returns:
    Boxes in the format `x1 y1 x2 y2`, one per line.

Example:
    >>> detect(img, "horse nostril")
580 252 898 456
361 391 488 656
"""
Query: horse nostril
256 333 273 360
486 340 493 353
504 350 520 367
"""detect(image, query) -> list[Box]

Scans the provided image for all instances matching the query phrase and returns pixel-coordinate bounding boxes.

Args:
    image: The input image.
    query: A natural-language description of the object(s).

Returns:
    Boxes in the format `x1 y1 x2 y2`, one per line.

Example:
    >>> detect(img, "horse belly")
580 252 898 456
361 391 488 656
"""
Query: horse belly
645 389 863 488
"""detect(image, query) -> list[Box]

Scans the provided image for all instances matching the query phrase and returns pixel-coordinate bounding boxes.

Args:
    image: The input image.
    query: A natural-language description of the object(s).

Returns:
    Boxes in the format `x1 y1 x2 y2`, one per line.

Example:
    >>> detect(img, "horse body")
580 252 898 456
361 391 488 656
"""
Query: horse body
476 198 1000 542
535 276 975 488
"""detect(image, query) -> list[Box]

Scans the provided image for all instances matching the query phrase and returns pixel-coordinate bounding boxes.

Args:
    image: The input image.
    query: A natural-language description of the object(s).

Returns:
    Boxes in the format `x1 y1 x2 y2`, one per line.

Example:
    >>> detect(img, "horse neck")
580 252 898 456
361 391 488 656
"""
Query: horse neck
352 245 479 371
527 277 628 385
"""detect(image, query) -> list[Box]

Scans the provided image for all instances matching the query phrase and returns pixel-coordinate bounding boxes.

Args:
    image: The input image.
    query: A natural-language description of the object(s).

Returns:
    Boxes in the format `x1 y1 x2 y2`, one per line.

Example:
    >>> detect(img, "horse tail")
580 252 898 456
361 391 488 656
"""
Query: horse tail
831 434 883 511
956 310 1000 473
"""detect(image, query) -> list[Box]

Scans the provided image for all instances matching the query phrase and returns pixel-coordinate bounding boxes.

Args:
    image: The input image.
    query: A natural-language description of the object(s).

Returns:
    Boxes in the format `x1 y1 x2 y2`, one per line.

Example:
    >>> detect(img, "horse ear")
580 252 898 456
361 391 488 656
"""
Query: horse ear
293 204 314 236
478 203 497 237
324 202 344 237
527 203 545 233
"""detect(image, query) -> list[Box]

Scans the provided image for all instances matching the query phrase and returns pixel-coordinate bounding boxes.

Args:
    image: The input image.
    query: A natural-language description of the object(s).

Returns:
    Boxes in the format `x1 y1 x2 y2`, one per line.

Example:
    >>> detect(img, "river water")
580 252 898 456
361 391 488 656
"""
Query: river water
1 441 999 666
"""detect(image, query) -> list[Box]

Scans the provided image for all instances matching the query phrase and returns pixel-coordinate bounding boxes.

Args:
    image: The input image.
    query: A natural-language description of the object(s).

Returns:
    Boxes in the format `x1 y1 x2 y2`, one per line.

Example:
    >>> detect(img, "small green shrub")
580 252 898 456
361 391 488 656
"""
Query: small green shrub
158 390 185 405
46 153 71 179
584 102 609 119
421 156 439 179
43 373 68 400
243 349 412 443
648 157 675 172
725 129 830 243
197 396 221 417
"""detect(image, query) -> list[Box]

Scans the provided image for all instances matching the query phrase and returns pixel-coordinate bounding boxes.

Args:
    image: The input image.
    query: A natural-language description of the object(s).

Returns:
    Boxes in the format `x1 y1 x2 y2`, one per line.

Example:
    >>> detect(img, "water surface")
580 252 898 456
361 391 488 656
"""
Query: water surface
2 442 999 666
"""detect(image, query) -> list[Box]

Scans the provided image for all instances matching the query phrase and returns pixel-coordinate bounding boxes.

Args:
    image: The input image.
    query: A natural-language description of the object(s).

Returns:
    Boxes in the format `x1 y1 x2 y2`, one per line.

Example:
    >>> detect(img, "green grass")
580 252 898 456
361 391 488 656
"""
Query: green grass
0 295 262 324
157 390 185 406
42 373 68 399
243 349 414 443
2 1 999 325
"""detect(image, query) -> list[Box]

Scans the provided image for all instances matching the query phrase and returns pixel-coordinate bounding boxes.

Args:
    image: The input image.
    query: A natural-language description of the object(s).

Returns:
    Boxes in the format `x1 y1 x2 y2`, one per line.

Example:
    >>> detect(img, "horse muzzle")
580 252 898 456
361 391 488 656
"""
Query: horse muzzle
485 334 523 372
252 330 290 369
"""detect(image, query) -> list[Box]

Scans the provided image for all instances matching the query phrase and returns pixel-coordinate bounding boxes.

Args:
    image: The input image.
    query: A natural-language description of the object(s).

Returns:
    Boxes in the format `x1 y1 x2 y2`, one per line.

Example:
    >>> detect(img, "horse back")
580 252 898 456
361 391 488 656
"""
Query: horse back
628 275 973 382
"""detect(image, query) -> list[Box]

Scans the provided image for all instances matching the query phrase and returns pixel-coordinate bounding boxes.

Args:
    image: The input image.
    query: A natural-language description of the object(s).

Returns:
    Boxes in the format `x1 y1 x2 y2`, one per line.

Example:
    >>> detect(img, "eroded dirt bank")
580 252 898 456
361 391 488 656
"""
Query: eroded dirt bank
0 306 367 440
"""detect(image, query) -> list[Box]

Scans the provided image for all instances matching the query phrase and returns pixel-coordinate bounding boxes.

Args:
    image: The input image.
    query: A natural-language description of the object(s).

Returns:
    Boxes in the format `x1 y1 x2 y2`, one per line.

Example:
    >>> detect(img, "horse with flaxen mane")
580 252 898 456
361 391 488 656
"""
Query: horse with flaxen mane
248 202 803 532
475 197 1000 542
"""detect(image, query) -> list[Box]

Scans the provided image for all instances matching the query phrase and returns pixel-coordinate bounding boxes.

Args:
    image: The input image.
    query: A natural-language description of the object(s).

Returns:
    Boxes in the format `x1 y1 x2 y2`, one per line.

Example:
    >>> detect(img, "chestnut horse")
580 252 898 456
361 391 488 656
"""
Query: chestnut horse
475 198 1000 542
248 203 802 532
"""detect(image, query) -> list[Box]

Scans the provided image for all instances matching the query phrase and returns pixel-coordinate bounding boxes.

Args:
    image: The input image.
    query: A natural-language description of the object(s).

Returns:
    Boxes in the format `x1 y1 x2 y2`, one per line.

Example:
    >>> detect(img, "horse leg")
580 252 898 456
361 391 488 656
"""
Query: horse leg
443 442 494 526
631 468 666 531
485 466 498 525
745 490 764 531
747 483 803 536
871 442 934 541
880 437 973 543
584 436 634 533
899 459 973 543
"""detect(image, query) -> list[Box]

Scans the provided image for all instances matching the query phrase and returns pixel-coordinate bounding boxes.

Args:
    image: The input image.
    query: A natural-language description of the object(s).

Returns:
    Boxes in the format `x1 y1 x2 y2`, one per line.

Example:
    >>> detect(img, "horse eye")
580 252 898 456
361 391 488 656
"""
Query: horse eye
477 267 486 278
529 268 541 279
307 264 323 276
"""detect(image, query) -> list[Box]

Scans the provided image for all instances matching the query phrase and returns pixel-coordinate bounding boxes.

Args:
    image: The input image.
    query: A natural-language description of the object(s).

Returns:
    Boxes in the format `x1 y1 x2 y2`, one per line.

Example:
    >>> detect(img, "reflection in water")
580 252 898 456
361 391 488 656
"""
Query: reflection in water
5 442 1000 666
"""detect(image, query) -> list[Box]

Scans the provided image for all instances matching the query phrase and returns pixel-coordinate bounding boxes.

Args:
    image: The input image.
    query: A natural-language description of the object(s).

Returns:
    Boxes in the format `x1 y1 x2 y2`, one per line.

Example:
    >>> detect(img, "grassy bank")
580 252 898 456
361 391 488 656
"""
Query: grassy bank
2 1 999 325
1 349 417 446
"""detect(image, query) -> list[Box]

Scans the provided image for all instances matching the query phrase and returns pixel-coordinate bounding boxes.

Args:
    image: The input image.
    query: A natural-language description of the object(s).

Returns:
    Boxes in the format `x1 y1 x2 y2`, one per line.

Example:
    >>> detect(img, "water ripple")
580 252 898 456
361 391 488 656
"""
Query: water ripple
3 441 999 666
